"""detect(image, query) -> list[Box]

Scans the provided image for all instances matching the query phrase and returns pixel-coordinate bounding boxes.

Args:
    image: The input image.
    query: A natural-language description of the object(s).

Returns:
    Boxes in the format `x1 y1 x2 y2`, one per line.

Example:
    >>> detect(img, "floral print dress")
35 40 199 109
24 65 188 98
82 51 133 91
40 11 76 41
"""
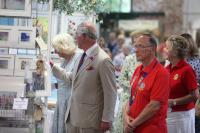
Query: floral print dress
112 54 140 133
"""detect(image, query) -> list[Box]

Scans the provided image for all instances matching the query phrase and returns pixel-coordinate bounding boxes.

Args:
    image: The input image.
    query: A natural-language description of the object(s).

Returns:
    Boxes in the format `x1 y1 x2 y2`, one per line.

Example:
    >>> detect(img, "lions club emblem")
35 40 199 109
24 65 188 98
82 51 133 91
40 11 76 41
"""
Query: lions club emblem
139 82 145 90
173 74 179 80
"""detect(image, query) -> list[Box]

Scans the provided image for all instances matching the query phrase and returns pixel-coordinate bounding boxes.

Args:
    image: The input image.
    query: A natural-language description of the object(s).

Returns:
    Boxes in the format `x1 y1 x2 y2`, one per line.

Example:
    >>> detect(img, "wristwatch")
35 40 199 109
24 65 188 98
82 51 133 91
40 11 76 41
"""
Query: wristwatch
173 100 177 106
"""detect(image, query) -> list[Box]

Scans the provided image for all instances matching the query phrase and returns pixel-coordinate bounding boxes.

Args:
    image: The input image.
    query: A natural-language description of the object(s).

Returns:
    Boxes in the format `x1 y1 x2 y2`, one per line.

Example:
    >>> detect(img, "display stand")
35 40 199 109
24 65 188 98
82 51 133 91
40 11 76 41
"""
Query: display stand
0 0 52 133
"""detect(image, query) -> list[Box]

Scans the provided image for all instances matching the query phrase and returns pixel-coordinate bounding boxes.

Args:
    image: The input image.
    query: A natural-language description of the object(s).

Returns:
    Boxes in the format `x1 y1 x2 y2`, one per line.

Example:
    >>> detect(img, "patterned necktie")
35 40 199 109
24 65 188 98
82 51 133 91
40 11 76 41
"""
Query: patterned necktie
77 52 86 73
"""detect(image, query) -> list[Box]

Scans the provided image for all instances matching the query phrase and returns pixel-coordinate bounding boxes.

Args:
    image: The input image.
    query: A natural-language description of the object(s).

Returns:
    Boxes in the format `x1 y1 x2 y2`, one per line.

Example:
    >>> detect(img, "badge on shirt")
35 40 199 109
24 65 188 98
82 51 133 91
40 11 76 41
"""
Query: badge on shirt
139 82 145 90
173 74 179 80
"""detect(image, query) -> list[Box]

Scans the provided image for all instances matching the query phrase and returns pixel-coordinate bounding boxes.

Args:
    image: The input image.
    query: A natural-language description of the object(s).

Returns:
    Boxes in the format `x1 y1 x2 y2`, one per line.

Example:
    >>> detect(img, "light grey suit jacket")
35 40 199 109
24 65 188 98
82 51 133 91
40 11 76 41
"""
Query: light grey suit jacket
52 45 117 129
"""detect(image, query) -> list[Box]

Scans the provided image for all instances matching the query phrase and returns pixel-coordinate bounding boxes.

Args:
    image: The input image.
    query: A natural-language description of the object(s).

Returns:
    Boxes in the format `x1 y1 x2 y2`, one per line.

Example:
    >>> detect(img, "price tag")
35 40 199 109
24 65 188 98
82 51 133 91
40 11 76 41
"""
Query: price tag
13 98 28 110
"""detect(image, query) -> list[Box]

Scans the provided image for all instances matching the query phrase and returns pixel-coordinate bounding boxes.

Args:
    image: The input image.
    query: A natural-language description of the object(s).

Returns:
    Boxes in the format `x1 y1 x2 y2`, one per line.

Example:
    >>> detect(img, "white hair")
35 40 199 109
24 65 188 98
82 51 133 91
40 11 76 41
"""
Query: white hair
52 33 77 55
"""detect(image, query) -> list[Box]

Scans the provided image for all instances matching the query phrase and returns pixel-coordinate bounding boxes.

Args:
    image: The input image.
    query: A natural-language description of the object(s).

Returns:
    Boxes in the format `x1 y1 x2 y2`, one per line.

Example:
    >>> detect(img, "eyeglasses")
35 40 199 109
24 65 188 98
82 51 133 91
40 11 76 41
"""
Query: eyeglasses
133 44 153 49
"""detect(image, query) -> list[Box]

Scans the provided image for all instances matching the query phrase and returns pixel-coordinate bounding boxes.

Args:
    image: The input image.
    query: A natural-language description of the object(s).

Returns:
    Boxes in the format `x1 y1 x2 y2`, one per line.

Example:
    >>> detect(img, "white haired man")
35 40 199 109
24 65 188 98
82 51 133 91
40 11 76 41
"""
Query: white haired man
51 22 117 133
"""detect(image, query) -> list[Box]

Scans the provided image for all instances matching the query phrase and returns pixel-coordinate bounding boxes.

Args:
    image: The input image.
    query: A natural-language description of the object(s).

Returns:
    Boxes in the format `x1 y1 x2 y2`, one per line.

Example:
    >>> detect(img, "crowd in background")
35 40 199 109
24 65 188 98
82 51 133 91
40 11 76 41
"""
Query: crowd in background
50 22 200 133
97 29 200 133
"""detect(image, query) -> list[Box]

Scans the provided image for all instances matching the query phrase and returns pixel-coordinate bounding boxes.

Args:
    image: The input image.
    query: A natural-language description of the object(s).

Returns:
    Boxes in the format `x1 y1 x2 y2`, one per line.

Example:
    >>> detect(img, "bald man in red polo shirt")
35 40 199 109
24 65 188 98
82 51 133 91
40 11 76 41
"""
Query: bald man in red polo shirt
124 34 170 133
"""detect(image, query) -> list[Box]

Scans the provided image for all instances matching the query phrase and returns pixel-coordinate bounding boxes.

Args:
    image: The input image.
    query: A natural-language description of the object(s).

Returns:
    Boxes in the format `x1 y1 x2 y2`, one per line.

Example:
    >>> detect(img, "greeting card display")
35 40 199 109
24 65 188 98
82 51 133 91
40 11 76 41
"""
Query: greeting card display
14 55 35 76
0 0 31 17
0 26 36 48
0 54 14 76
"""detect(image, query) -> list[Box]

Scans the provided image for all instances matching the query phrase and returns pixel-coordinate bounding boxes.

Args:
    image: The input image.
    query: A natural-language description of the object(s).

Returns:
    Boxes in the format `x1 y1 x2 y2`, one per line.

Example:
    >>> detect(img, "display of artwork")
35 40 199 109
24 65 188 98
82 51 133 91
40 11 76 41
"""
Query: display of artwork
18 28 36 48
0 60 8 69
17 48 27 55
0 32 9 41
0 0 31 17
0 55 14 76
25 59 51 96
0 0 25 10
32 17 48 42
14 55 35 76
0 26 36 48
27 49 36 55
0 91 17 110
0 48 8 54
9 48 17 55
20 32 30 42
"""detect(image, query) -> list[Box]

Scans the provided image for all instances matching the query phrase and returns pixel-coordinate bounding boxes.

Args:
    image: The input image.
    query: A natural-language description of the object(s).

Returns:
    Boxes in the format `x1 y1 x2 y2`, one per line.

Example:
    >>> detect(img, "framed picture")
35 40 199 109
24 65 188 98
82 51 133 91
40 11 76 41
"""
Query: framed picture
24 59 51 96
18 27 36 48
0 76 25 98
0 54 14 76
0 29 11 47
0 48 8 54
17 48 27 55
0 0 31 17
0 26 36 48
9 48 17 55
0 31 9 41
27 49 36 55
0 91 17 110
14 55 35 76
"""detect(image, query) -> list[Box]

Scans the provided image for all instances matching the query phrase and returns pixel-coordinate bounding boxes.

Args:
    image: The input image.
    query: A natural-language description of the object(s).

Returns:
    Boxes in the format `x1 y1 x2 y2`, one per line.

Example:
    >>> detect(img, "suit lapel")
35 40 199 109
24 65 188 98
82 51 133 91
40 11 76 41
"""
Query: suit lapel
74 46 99 79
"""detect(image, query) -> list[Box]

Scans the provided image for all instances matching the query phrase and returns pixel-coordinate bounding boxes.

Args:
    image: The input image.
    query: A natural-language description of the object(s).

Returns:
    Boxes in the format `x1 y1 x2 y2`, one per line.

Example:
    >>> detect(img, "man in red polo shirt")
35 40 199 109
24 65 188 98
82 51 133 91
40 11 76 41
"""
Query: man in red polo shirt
124 34 170 133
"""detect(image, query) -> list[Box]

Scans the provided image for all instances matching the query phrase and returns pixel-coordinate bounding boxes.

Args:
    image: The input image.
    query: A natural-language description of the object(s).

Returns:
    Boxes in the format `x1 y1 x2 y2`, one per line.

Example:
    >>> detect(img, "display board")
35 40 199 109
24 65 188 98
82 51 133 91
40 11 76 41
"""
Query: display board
0 25 36 48
0 0 31 17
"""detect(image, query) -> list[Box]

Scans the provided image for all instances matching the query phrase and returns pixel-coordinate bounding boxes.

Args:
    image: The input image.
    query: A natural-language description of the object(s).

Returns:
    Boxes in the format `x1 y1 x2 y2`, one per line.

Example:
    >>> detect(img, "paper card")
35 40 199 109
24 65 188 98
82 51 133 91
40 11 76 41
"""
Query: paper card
9 48 17 55
35 36 47 51
17 48 27 55
13 98 28 110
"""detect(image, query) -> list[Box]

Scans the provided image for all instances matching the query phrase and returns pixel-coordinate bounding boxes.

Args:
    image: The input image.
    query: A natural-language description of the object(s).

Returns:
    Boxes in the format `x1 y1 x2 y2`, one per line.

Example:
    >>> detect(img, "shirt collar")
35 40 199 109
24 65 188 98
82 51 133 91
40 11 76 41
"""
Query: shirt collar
169 59 186 70
85 43 98 57
140 58 158 74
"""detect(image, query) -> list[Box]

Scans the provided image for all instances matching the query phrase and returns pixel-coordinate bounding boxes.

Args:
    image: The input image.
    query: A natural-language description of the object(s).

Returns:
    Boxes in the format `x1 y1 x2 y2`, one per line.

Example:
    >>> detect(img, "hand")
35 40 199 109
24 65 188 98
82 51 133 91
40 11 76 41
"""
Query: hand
127 118 137 131
100 121 112 132
49 60 54 68
168 99 173 107
124 113 135 133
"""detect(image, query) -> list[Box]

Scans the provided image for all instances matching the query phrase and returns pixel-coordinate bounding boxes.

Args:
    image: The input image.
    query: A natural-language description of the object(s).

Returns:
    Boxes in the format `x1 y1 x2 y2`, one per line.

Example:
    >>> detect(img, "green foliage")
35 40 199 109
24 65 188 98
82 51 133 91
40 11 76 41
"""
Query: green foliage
36 0 109 15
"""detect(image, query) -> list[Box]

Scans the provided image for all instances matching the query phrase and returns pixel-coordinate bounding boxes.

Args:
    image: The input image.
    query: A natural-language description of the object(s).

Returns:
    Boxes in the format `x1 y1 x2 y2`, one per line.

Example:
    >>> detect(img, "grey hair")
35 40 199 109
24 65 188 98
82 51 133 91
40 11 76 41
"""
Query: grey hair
52 33 76 55
135 33 158 47
167 35 189 59
77 22 97 40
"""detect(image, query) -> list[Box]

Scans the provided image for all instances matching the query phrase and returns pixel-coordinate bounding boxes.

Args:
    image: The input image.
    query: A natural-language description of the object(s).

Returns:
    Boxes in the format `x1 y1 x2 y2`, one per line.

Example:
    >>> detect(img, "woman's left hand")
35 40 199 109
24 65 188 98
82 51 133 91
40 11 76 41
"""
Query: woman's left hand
168 99 174 107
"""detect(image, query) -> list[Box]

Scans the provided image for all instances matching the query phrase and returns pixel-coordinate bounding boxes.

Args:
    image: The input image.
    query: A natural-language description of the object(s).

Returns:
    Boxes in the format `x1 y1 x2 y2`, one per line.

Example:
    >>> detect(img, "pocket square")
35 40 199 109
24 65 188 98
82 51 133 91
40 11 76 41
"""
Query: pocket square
86 66 94 70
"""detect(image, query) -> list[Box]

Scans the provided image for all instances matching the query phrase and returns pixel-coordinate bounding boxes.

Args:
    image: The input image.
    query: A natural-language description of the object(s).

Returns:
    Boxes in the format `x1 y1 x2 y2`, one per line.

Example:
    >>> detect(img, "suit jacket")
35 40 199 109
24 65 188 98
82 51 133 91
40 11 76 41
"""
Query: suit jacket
52 45 117 129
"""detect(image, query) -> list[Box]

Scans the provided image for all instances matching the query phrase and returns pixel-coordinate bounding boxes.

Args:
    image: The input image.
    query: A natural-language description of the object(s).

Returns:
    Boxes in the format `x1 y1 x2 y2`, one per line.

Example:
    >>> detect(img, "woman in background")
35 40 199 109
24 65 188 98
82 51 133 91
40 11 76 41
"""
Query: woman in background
181 33 200 133
50 33 82 133
164 35 199 133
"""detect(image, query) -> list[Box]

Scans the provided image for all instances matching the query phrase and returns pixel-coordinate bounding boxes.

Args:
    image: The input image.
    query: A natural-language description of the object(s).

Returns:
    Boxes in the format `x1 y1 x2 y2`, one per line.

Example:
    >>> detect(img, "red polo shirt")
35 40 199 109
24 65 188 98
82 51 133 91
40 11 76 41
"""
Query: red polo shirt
129 58 170 133
166 59 198 112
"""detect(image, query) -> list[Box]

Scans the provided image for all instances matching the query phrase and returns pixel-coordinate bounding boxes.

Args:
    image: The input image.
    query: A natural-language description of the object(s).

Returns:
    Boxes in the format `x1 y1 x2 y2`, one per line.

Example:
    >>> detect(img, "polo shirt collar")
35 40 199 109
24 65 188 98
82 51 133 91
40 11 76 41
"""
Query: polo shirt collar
169 59 186 70
140 58 158 75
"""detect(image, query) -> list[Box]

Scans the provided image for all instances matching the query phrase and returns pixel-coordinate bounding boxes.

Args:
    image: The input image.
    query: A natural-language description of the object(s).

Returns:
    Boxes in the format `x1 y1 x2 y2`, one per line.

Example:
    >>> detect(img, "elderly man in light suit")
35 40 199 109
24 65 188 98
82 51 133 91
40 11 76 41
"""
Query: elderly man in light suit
51 22 117 133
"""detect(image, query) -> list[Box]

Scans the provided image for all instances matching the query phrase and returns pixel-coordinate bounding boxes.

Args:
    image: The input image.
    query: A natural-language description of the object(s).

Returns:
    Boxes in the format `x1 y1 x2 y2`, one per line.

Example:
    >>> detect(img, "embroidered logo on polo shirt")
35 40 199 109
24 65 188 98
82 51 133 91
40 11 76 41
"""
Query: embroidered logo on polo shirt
139 82 145 90
173 74 179 80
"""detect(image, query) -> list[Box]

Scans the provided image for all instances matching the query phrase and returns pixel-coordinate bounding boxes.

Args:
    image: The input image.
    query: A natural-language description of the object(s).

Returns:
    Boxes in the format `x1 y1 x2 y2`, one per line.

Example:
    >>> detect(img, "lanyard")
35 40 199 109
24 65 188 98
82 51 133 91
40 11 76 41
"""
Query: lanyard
129 72 147 106
129 60 158 106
